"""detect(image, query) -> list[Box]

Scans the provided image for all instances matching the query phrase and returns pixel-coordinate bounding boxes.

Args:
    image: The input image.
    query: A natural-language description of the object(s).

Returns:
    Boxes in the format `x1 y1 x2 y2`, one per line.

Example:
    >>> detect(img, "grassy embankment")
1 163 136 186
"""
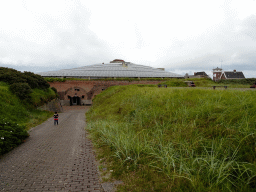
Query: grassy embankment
86 84 256 191
0 81 56 130
162 78 256 88
0 67 58 155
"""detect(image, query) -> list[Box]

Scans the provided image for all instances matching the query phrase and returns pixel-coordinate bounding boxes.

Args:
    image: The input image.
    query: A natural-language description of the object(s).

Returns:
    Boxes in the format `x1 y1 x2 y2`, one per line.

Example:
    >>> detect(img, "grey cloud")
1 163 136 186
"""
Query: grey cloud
0 1 116 68
160 14 256 78
0 62 81 73
240 15 256 40
1 1 256 78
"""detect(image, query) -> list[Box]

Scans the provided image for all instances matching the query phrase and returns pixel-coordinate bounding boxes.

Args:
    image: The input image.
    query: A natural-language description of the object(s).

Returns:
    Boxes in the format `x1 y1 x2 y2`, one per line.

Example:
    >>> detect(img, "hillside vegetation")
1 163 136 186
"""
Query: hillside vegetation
0 67 57 155
87 85 256 191
162 78 256 88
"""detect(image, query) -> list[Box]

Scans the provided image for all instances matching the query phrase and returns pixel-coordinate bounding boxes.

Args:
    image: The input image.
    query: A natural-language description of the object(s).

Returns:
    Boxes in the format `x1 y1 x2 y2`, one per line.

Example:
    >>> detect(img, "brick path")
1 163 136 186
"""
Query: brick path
0 106 103 192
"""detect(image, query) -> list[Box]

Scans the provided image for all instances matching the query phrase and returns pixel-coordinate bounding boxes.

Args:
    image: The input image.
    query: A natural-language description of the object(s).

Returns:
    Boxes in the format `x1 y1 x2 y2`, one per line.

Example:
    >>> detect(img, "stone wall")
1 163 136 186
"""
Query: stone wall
49 80 162 106
38 99 63 112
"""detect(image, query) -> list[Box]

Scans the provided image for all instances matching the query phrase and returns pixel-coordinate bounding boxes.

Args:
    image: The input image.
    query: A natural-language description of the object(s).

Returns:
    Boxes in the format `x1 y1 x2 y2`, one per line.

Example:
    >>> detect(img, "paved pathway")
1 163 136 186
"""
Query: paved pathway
0 106 103 192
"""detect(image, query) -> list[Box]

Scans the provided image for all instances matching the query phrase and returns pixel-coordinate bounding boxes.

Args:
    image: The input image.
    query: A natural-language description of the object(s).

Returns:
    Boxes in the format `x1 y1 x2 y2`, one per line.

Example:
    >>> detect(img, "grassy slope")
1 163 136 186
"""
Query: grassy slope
163 78 256 88
0 81 55 130
87 85 256 191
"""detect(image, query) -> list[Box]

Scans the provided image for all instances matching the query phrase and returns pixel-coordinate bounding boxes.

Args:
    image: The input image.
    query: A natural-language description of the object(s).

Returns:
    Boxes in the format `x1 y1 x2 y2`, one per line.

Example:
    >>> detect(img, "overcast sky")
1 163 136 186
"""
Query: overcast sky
1 0 256 78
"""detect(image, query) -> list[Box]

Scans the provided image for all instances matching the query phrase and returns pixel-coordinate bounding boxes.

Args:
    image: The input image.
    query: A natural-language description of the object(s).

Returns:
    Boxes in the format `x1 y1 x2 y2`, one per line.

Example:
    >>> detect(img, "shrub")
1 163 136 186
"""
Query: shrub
51 87 58 93
23 71 50 89
0 119 29 155
0 71 27 84
22 72 39 89
9 83 32 100
0 67 50 89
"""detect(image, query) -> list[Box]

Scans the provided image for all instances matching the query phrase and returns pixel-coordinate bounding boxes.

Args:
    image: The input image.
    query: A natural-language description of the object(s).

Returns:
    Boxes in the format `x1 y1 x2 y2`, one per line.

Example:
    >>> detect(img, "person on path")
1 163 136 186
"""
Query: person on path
53 112 59 125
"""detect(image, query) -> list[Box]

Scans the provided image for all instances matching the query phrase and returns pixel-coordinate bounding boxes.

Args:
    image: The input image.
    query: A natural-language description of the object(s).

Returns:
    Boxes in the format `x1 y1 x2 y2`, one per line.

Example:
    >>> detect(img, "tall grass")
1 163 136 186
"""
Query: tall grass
87 85 256 191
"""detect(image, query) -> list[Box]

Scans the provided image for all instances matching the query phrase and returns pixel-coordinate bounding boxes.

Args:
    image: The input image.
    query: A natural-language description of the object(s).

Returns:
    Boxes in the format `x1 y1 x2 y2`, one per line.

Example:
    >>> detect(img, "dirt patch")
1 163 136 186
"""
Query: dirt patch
94 157 123 192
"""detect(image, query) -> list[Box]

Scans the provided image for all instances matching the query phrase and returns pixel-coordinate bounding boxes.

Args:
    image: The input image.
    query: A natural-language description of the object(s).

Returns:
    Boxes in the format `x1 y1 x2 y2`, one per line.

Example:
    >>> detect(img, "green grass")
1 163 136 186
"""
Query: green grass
161 78 256 88
0 82 55 130
86 85 256 191
0 81 9 90
0 81 56 155
30 88 56 107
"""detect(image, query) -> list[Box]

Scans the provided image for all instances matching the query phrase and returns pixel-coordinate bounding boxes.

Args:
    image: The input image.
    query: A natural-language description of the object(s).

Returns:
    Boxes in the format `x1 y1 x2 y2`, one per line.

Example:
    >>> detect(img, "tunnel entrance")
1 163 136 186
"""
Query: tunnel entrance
69 96 81 106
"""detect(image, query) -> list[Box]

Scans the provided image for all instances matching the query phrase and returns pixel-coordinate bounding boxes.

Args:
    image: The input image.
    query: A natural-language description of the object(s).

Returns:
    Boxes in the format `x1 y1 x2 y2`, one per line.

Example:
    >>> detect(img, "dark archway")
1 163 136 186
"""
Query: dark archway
69 96 81 106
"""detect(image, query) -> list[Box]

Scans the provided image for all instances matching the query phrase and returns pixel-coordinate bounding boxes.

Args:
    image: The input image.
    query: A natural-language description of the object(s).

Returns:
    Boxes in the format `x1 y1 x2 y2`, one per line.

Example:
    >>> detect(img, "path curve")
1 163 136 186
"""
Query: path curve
0 106 103 192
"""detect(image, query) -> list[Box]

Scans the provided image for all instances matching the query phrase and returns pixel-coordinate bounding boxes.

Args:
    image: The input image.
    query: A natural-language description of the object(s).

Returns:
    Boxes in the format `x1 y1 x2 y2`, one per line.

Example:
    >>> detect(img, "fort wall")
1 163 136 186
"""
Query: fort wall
49 80 162 106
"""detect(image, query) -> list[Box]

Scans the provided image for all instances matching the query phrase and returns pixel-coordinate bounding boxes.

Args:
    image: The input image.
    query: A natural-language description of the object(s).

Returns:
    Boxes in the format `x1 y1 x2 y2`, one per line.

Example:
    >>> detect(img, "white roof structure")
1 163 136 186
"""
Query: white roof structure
38 62 183 78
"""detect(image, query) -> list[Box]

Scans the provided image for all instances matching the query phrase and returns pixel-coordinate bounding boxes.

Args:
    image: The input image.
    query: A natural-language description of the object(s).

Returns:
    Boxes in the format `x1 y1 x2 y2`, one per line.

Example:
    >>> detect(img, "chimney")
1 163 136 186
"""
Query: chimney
233 69 236 73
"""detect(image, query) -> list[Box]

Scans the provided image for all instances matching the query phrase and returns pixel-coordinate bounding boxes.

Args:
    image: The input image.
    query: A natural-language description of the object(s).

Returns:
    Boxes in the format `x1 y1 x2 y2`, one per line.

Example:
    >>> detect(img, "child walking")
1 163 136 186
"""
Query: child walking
53 112 59 125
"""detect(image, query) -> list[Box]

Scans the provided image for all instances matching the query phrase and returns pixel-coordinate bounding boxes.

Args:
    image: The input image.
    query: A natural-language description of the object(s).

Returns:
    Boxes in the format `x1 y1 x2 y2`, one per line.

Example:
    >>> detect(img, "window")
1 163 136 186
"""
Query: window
75 88 80 91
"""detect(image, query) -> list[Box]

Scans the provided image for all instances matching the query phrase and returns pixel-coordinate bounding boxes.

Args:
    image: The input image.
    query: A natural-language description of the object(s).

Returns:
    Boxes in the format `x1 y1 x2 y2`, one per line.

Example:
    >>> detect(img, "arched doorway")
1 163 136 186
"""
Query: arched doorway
69 96 81 106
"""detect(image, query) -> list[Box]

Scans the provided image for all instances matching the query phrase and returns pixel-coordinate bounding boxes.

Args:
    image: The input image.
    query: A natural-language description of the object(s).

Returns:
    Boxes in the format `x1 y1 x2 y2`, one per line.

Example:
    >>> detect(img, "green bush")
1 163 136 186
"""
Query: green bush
22 72 39 89
0 119 29 155
0 71 27 84
9 83 32 100
51 87 58 93
0 67 50 89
